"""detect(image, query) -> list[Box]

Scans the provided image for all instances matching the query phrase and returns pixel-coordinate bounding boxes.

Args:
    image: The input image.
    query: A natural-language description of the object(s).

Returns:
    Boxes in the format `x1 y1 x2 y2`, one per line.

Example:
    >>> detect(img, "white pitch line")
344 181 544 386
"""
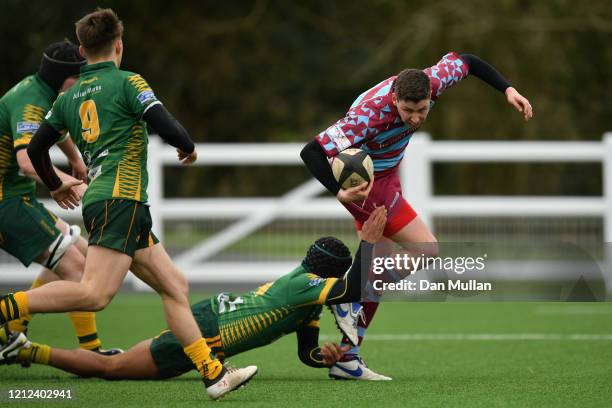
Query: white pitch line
319 334 612 341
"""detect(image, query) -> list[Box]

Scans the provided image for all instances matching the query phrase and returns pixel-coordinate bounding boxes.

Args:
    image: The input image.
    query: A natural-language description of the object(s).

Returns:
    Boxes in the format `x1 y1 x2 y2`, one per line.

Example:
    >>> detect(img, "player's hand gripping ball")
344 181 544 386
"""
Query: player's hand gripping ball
331 148 374 189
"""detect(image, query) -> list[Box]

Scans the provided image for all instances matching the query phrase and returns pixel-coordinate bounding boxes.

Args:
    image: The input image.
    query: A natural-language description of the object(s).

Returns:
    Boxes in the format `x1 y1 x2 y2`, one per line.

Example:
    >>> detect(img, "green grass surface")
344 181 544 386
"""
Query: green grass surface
2 295 612 407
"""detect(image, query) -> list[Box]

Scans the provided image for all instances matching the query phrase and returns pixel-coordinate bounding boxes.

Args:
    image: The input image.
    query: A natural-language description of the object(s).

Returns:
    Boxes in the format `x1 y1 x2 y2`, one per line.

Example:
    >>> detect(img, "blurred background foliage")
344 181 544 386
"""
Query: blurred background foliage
1 0 611 198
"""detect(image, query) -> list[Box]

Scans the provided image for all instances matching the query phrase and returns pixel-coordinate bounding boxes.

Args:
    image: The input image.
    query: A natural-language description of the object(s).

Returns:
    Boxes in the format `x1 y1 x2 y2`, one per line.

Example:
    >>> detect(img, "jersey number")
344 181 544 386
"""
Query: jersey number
79 100 100 143
217 293 244 314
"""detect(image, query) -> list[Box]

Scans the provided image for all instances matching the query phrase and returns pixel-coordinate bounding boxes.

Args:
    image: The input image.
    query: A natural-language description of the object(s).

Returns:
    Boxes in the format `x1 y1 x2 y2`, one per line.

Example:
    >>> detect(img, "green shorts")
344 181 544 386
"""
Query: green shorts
0 196 60 267
149 300 223 379
83 199 159 257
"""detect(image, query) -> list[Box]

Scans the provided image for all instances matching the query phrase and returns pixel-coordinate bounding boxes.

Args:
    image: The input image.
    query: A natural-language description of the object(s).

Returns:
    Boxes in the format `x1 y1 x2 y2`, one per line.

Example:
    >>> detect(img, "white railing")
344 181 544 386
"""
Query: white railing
2 133 612 290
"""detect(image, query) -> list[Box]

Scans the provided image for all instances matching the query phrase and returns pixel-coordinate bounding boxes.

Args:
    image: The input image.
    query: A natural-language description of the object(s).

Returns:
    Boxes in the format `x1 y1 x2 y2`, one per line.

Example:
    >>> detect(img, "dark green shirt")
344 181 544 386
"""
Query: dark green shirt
45 62 159 208
200 265 338 357
0 74 56 200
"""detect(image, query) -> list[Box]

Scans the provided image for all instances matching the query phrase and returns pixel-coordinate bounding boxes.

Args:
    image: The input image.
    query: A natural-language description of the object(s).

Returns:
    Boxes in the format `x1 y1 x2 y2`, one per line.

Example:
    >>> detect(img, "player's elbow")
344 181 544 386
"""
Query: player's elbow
299 143 310 164
300 140 322 164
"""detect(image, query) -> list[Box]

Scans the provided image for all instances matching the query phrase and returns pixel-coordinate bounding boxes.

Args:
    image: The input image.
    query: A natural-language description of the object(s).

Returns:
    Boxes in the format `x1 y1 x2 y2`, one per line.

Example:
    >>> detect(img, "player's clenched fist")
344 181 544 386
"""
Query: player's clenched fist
321 343 351 366
177 148 198 165
336 180 374 204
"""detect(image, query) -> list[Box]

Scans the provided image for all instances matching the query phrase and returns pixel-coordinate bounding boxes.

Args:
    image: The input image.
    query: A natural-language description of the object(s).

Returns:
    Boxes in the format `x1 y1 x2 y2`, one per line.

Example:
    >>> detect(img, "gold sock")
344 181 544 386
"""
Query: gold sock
18 342 51 365
68 312 102 350
0 292 29 323
8 278 44 332
183 338 223 380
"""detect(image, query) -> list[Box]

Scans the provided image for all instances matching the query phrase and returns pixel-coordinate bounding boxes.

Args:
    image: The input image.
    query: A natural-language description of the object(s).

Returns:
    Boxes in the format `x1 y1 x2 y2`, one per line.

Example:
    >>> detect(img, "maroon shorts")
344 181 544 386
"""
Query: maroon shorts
343 168 418 237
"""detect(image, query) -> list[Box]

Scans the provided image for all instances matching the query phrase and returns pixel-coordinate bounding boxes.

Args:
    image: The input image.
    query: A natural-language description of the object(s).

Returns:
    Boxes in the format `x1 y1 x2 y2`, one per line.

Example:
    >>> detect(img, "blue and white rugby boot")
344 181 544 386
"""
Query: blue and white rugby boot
329 302 362 346
329 355 392 381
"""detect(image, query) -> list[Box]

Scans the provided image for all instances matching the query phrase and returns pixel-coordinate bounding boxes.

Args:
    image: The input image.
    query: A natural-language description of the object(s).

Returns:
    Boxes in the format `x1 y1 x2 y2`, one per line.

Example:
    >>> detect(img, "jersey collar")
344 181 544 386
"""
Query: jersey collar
80 61 117 74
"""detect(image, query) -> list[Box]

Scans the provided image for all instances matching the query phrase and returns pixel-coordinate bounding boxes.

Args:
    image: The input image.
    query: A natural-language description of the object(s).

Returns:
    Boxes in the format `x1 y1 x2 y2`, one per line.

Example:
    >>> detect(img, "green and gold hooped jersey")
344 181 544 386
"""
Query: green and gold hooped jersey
200 265 338 357
45 61 160 208
0 75 56 200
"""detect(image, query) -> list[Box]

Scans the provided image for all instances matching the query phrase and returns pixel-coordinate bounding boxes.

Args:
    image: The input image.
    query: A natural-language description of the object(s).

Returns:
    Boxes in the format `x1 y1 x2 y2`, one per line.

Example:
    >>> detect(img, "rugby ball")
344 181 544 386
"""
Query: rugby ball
331 148 374 189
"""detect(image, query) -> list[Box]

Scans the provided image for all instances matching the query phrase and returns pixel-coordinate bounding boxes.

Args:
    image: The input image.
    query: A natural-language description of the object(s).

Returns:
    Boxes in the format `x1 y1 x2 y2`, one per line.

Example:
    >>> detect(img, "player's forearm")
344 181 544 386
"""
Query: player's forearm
143 103 195 153
296 327 328 368
460 53 510 93
300 140 341 195
27 122 63 191
326 242 373 304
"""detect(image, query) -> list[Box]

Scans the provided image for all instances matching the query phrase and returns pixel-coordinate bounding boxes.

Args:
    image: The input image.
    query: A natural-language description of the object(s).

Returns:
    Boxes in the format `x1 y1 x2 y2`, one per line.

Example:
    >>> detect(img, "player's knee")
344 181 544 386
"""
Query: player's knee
420 236 439 258
89 293 114 311
177 275 189 298
82 286 115 311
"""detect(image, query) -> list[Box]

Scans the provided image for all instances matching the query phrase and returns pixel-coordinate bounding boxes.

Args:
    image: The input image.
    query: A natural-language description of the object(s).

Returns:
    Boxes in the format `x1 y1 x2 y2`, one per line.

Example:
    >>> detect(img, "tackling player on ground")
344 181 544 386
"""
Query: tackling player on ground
0 8 256 399
0 41 118 355
1 208 387 381
301 52 533 380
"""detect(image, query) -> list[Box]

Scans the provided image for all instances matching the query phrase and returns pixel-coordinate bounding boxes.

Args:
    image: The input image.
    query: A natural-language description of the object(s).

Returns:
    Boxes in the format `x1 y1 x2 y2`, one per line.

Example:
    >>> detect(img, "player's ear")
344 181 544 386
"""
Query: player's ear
391 92 398 106
115 38 123 55
78 45 86 59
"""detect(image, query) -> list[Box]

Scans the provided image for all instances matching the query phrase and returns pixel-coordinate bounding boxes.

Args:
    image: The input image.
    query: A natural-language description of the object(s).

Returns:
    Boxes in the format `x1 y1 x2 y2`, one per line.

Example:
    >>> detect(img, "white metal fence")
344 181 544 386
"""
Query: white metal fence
2 133 611 291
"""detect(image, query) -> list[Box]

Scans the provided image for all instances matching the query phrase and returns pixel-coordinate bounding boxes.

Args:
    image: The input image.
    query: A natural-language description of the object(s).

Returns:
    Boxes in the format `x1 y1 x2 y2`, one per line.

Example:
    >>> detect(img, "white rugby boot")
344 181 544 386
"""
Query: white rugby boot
329 302 363 346
204 364 258 400
329 356 392 381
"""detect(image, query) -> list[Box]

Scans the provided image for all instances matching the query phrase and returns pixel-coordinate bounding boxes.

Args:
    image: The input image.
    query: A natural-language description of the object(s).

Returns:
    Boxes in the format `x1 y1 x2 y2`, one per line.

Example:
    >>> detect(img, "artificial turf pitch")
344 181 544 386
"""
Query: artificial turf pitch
1 294 611 407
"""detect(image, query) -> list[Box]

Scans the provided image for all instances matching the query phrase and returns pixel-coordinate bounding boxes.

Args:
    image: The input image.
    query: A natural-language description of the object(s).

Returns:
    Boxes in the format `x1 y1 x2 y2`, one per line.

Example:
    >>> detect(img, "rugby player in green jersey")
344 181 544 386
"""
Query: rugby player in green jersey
1 207 387 381
0 41 118 354
0 9 256 399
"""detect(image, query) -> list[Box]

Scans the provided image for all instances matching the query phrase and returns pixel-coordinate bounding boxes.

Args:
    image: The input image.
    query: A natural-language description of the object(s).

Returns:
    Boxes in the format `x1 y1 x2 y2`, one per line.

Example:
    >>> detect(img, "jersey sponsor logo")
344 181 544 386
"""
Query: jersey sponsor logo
73 85 102 99
309 277 324 287
15 121 40 134
326 124 352 150
136 90 156 105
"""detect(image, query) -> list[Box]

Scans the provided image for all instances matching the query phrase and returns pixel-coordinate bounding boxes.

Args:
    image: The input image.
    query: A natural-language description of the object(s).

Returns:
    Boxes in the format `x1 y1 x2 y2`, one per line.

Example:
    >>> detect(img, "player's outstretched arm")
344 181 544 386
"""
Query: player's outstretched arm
325 207 386 304
460 53 533 121
296 326 349 368
143 104 197 164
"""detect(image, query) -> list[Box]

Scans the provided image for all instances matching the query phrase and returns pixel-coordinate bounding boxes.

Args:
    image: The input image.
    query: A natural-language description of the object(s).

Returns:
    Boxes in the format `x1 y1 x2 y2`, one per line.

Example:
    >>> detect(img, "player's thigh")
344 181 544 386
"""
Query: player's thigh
0 196 60 267
131 243 188 297
105 339 161 380
390 216 439 257
81 245 132 304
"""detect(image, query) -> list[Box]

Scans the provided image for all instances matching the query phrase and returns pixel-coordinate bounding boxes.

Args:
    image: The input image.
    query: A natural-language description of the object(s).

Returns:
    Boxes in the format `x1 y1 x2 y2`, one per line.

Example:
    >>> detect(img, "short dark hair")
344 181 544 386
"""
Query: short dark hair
394 69 431 102
75 8 123 56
